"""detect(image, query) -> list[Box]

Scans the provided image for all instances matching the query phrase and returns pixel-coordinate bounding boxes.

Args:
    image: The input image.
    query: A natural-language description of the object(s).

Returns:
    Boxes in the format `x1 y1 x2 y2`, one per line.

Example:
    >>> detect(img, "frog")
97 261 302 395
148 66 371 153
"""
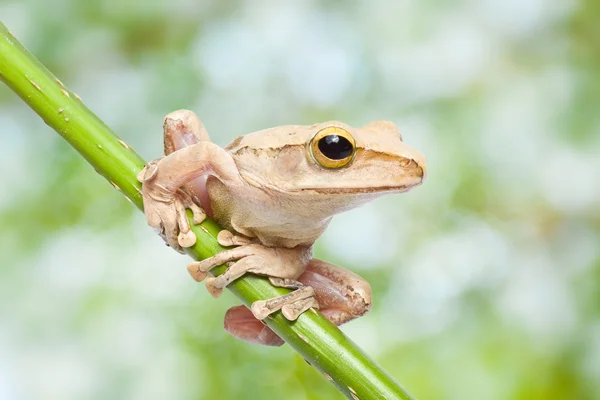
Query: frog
138 110 426 346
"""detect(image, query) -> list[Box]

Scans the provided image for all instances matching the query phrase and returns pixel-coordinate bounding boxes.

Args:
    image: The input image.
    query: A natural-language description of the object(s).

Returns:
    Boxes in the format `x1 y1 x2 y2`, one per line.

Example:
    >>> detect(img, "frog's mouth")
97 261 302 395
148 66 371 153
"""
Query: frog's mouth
294 164 426 194
240 164 425 195
304 184 420 194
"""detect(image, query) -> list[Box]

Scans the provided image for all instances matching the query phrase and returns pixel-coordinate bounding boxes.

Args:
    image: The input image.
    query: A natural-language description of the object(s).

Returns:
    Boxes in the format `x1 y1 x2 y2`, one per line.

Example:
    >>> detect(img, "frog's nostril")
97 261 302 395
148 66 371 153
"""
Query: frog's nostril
399 158 413 168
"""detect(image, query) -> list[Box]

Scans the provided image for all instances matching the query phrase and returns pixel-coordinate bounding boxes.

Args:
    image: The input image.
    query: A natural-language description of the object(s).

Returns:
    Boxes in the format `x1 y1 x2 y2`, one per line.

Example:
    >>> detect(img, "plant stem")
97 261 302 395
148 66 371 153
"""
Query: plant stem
0 22 415 400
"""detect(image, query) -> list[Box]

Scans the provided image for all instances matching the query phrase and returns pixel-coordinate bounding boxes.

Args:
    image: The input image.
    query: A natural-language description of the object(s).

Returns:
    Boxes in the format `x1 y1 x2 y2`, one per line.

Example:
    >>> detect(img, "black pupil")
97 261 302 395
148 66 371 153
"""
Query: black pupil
318 135 353 160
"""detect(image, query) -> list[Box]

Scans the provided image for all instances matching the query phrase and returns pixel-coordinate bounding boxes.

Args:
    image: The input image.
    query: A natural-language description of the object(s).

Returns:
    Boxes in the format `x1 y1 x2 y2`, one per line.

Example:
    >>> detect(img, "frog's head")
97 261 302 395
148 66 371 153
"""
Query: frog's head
227 120 426 211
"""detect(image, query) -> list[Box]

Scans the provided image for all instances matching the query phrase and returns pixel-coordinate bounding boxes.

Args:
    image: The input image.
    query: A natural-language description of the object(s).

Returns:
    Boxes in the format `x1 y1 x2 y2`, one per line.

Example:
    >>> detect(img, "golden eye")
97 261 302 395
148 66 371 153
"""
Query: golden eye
309 127 356 169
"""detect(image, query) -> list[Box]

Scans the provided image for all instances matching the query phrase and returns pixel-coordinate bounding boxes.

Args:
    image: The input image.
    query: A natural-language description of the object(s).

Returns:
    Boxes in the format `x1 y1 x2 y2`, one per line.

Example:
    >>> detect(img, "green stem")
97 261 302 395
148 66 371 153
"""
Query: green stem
0 22 415 400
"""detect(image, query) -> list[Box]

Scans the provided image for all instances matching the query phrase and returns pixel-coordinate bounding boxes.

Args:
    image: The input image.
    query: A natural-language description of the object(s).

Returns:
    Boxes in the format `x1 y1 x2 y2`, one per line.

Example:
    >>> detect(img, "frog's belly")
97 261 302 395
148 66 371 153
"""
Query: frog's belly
206 177 327 248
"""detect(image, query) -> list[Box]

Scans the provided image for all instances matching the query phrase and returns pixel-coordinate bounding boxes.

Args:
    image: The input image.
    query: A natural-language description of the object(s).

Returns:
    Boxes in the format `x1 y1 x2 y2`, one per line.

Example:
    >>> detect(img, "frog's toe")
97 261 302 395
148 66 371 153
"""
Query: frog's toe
163 220 183 252
162 190 203 250
179 193 206 225
174 196 192 234
178 230 196 248
190 203 206 225
187 262 209 282
282 297 319 321
250 286 317 321
205 277 224 298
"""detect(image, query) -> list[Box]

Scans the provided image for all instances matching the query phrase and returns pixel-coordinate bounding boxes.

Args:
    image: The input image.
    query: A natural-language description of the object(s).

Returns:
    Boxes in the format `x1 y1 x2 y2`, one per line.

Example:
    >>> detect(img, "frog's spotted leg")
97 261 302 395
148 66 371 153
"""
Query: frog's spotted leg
223 258 372 346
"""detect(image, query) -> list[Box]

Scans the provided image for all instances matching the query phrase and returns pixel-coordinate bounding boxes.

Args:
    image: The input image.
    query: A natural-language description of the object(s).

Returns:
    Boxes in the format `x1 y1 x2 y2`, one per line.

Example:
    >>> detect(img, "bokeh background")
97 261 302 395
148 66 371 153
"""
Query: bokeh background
1 1 599 399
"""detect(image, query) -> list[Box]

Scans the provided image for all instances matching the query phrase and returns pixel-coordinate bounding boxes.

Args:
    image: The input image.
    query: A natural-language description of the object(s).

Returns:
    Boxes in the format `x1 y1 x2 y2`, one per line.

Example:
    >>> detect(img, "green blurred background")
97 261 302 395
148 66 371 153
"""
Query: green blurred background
1 1 599 399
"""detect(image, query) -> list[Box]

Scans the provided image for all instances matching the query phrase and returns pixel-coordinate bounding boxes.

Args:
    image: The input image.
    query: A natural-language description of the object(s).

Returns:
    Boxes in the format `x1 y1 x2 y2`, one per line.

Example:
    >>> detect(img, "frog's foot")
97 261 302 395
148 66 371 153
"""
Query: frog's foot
138 162 206 252
187 244 311 299
223 258 372 346
251 285 319 321
222 280 319 347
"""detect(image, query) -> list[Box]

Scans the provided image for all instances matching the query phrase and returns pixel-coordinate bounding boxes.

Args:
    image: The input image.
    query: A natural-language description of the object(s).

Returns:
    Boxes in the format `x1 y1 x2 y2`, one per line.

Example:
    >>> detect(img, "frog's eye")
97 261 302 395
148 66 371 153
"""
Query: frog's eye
309 127 356 169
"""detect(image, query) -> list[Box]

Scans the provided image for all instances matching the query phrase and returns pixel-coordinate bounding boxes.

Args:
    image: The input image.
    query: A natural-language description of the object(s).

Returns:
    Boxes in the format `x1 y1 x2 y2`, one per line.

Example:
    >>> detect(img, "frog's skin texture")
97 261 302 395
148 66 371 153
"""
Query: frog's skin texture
138 110 426 346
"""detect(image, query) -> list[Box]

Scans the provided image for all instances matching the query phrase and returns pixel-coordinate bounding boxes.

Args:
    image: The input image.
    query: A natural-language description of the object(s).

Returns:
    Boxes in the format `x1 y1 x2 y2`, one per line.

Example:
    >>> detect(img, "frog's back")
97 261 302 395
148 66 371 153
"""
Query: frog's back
225 124 320 153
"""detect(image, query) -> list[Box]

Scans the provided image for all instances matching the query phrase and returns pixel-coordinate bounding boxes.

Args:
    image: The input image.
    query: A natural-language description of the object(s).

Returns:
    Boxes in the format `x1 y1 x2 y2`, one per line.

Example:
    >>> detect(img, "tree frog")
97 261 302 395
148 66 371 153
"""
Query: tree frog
139 110 426 346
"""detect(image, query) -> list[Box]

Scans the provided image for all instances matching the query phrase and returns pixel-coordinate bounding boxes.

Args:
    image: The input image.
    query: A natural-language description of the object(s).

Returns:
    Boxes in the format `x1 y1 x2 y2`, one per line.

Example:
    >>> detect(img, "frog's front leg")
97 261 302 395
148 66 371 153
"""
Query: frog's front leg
223 258 372 346
138 111 244 252
187 244 318 320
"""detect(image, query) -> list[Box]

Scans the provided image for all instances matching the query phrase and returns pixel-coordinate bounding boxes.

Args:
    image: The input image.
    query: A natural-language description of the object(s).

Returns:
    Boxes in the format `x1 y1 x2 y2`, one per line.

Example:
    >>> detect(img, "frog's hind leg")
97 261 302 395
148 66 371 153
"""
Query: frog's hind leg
298 259 372 326
221 277 319 347
222 258 372 346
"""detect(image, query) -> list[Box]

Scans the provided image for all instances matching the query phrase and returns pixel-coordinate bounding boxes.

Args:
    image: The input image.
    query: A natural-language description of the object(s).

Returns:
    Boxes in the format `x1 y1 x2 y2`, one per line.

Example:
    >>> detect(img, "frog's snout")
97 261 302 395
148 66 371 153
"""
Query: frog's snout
398 155 427 185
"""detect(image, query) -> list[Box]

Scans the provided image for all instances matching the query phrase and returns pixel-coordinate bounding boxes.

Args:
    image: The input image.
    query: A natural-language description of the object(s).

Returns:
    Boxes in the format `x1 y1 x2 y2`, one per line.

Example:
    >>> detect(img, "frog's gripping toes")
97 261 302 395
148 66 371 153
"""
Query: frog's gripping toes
251 285 318 321
140 109 426 345
137 163 205 252
187 236 318 321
